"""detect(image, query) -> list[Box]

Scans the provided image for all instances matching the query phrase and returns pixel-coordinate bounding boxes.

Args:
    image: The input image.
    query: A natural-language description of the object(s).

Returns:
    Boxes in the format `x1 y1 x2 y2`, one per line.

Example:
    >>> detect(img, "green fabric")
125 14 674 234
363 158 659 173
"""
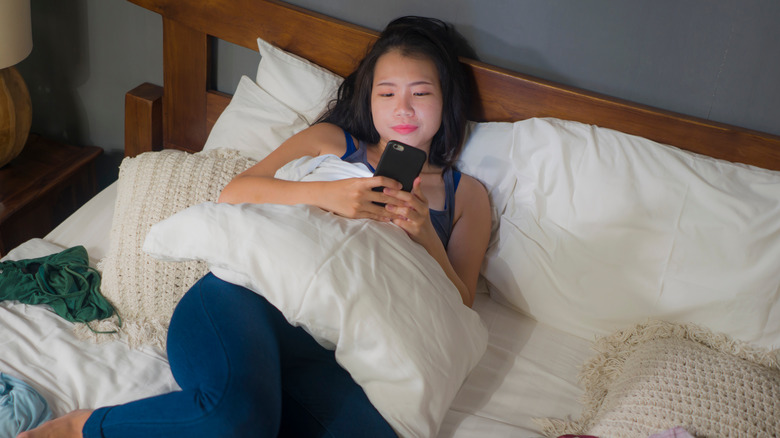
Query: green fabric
0 246 120 333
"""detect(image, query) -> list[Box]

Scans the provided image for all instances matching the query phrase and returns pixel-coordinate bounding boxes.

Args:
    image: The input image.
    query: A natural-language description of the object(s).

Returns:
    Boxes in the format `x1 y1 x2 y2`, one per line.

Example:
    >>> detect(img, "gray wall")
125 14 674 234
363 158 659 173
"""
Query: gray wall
17 0 780 190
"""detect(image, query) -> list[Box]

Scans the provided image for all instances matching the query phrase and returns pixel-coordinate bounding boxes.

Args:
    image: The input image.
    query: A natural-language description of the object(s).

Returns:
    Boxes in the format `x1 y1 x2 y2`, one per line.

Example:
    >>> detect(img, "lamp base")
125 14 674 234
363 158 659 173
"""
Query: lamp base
0 65 32 168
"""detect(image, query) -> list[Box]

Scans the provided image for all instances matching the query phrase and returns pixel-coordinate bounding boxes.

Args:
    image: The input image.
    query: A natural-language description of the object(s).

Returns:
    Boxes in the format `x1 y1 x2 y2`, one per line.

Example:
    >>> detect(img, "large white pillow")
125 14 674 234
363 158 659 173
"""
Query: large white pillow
143 201 487 437
255 37 343 124
203 38 343 161
202 75 308 161
483 117 780 348
458 121 516 235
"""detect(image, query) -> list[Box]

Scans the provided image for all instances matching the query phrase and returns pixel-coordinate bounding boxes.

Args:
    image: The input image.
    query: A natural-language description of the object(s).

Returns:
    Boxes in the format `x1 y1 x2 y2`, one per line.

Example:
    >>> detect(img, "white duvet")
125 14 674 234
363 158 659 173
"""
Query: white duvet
143 155 489 437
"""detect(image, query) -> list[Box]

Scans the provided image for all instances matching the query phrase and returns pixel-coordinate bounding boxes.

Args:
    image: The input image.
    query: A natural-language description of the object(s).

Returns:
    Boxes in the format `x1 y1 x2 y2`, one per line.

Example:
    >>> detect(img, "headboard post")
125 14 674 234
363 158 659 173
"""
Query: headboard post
125 82 163 157
162 18 210 153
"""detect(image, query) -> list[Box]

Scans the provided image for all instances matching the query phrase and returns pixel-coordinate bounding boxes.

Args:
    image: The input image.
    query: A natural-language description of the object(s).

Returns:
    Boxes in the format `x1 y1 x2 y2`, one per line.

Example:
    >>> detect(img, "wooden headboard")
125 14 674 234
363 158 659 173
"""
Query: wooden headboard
124 0 780 171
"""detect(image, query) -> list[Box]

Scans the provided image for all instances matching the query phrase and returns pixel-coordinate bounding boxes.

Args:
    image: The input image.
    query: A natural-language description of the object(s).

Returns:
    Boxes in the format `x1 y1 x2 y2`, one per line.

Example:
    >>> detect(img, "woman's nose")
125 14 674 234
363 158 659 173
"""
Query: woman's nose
394 95 414 116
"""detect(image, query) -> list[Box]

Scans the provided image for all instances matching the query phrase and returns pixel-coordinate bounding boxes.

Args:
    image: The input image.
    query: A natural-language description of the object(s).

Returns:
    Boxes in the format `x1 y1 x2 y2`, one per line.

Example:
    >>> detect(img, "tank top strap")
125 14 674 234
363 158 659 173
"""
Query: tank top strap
430 167 460 248
340 129 375 173
445 168 461 210
341 129 357 157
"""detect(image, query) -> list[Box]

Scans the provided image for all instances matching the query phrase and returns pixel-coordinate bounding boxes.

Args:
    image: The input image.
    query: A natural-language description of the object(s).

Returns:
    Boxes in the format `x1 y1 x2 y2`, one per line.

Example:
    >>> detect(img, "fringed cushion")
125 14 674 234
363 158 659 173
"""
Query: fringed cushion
536 320 780 438
77 149 256 348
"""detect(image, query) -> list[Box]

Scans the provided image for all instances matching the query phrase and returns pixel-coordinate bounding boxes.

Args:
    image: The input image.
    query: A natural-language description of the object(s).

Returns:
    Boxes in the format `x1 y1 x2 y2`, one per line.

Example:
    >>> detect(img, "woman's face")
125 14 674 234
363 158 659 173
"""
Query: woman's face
370 50 443 153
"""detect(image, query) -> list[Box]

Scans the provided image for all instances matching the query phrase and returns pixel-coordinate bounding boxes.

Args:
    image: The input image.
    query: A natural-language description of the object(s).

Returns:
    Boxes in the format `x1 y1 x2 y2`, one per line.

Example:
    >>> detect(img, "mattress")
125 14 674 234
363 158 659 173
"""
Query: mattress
1 182 591 437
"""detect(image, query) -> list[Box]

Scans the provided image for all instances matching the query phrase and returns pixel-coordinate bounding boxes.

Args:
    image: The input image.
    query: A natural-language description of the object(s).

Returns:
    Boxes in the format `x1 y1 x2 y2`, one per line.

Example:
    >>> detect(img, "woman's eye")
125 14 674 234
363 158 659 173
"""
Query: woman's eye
379 93 394 97
413 92 431 96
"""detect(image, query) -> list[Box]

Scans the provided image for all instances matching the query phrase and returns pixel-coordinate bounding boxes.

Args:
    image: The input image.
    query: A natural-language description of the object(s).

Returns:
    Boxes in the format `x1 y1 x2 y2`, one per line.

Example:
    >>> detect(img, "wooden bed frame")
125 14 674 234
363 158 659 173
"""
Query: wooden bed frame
124 0 780 172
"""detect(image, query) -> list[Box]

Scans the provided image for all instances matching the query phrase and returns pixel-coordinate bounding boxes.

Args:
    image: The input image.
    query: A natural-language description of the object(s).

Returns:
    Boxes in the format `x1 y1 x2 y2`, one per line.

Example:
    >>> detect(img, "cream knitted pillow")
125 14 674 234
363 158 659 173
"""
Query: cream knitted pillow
81 149 256 348
537 320 780 438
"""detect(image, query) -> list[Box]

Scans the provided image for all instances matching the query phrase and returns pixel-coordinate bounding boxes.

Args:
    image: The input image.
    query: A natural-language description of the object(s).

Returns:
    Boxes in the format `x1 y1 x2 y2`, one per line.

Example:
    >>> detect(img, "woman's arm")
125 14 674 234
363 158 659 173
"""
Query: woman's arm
444 175 491 306
218 123 341 204
218 123 401 219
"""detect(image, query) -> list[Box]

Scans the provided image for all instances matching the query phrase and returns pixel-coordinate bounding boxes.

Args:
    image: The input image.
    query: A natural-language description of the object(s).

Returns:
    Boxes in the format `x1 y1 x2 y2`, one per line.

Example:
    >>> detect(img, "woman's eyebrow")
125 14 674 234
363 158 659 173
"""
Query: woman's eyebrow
375 80 435 87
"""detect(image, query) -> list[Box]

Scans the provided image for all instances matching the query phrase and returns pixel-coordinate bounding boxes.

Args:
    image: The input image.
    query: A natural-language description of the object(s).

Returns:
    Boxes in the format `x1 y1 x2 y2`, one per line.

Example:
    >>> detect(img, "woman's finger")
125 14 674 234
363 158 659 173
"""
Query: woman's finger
410 177 426 203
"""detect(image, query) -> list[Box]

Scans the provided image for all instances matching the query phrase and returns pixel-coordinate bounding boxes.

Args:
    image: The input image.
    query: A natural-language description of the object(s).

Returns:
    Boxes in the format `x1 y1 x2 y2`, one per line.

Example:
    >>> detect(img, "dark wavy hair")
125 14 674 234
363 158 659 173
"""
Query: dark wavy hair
318 16 473 170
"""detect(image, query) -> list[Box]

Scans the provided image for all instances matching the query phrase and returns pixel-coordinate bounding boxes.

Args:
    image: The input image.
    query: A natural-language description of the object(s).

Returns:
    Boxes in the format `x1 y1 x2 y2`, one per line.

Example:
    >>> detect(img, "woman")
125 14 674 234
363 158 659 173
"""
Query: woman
20 16 490 438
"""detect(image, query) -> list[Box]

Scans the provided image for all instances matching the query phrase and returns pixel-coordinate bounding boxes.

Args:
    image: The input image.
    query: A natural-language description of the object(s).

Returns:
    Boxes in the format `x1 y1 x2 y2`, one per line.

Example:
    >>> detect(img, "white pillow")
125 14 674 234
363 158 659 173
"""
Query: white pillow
255 37 343 124
483 117 780 348
202 75 308 161
143 202 487 437
458 121 517 235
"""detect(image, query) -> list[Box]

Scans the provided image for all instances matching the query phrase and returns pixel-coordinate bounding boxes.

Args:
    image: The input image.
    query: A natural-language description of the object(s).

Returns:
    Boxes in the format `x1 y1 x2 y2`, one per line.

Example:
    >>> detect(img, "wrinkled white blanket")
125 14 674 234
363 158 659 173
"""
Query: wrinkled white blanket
274 153 372 181
144 155 488 437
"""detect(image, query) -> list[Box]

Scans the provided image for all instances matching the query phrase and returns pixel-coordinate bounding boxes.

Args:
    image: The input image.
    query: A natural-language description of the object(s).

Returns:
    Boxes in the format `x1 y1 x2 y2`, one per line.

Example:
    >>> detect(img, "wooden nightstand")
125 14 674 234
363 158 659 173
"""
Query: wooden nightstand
0 134 103 256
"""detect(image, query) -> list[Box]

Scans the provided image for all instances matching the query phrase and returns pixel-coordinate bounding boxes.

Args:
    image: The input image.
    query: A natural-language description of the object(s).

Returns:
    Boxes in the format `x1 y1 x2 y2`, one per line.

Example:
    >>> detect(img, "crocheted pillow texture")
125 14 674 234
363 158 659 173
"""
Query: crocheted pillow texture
537 320 780 438
81 149 256 348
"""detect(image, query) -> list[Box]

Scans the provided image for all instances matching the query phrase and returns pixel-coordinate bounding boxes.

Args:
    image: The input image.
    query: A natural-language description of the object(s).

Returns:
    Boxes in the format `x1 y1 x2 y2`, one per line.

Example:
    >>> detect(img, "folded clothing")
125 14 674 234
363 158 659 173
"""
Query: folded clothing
0 373 52 435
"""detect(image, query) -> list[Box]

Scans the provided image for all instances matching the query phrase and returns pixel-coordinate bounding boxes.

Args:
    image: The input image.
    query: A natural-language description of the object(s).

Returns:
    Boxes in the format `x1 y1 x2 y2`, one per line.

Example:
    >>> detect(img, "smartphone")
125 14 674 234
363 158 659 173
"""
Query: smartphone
372 140 427 195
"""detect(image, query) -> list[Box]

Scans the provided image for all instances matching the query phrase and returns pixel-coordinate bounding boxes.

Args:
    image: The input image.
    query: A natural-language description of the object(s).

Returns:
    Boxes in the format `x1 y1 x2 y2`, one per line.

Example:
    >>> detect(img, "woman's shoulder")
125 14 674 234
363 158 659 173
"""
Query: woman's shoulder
300 122 346 142
289 122 348 156
453 172 490 220
455 172 488 198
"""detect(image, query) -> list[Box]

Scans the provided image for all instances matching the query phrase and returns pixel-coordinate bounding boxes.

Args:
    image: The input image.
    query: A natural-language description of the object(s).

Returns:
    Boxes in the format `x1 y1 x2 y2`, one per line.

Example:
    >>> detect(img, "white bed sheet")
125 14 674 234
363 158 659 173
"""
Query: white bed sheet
1 181 591 437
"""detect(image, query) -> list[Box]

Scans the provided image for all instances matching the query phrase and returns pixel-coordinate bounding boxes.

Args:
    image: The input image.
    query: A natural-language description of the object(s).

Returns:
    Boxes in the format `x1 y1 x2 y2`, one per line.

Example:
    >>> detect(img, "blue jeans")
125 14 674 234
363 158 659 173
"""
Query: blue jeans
82 273 396 438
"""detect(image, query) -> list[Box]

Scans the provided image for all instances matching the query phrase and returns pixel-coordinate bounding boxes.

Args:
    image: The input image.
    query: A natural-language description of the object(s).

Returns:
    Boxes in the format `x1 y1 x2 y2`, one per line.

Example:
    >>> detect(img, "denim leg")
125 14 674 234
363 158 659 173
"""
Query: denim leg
83 273 283 438
82 273 395 438
277 343 397 438
275 305 396 437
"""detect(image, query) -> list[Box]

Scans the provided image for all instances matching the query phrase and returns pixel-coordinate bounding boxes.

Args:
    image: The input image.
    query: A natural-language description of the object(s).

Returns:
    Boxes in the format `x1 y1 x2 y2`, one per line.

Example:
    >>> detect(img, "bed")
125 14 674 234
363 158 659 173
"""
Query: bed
2 0 779 437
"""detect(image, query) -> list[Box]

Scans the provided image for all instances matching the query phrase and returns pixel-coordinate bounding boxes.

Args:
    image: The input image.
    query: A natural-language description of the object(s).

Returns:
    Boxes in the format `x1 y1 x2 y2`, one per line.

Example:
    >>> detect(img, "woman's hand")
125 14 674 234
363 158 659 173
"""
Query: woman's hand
322 176 403 221
382 177 440 248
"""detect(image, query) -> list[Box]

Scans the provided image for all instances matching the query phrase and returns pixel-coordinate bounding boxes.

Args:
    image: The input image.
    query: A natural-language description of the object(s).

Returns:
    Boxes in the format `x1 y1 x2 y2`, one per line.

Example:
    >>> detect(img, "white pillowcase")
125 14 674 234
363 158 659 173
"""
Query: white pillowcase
204 37 343 161
202 75 307 161
255 37 343 124
458 121 517 235
143 201 487 437
480 117 780 348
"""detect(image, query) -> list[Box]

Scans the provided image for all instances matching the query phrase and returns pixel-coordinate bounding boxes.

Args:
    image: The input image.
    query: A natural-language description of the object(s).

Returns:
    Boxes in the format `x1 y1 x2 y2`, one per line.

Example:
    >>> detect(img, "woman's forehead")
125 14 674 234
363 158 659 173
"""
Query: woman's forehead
373 50 440 86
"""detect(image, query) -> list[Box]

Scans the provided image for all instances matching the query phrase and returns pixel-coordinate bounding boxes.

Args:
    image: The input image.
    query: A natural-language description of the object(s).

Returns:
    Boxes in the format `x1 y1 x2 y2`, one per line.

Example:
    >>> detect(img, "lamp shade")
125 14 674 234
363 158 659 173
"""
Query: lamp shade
0 0 33 69
0 0 33 168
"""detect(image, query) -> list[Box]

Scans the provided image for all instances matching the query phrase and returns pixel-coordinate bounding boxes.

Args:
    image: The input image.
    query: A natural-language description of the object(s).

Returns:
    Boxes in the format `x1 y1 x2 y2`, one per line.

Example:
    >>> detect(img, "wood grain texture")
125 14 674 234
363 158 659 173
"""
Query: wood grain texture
162 18 209 153
128 0 376 77
0 135 102 255
125 83 163 157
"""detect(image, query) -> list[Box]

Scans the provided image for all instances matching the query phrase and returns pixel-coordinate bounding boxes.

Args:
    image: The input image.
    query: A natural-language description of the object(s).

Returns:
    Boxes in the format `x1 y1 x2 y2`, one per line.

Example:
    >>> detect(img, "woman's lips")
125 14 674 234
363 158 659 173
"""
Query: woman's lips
392 125 418 135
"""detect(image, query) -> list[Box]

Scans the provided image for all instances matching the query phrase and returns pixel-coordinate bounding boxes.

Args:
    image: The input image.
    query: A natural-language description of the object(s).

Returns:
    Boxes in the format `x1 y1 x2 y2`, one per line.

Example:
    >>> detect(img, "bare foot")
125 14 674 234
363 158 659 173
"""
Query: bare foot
17 409 93 438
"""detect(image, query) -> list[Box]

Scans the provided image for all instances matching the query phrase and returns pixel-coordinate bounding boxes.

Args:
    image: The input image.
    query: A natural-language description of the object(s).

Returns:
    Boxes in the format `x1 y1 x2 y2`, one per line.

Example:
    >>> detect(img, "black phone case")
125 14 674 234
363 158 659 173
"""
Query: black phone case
373 140 427 192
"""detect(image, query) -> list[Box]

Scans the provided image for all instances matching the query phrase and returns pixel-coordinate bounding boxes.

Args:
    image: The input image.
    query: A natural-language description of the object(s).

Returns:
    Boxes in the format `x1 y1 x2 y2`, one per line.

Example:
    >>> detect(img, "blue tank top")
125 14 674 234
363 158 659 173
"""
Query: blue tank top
340 130 461 248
